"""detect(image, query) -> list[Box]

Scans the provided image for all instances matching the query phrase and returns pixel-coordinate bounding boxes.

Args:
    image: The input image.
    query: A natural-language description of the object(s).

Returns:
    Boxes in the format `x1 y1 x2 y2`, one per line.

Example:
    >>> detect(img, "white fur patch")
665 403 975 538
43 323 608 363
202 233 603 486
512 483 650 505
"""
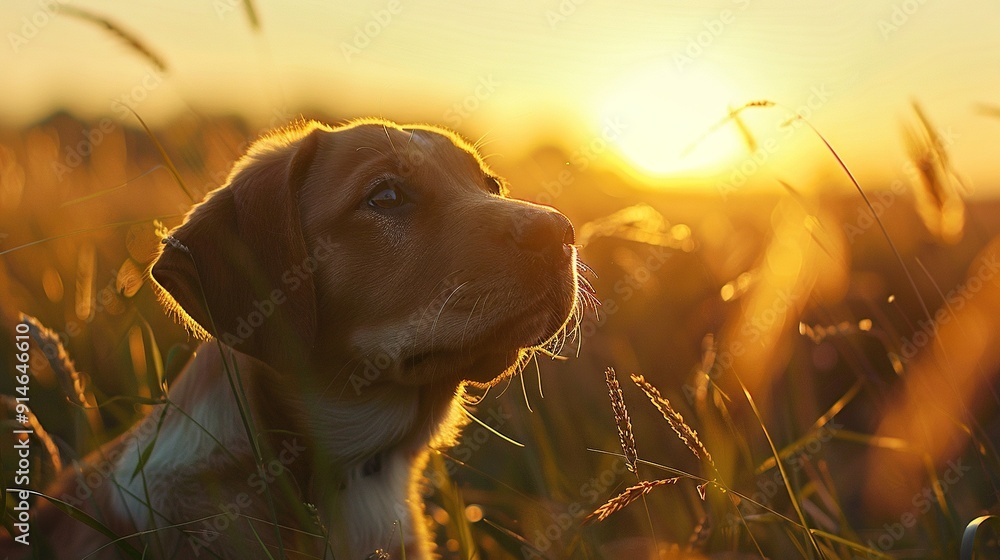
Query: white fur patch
110 372 247 527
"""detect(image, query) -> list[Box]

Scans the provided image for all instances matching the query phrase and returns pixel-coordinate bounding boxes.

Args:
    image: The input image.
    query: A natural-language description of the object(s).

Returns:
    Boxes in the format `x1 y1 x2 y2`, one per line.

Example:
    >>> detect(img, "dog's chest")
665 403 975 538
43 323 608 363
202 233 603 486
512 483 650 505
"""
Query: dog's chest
328 448 422 556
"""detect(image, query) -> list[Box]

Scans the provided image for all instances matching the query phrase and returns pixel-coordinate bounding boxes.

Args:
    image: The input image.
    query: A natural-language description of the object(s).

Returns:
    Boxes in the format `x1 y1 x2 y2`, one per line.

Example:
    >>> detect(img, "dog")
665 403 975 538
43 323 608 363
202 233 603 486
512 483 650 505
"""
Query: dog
6 119 587 559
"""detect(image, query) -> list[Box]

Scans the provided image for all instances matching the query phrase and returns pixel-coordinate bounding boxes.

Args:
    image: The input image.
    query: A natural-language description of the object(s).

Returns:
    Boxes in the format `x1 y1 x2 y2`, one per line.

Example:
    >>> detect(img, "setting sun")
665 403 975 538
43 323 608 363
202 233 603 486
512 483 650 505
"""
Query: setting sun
599 65 746 179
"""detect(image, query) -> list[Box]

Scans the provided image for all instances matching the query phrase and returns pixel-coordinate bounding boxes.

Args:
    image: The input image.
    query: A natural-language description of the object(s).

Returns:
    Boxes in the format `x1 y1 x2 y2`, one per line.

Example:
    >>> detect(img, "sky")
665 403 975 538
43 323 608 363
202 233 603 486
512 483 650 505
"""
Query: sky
2 0 999 192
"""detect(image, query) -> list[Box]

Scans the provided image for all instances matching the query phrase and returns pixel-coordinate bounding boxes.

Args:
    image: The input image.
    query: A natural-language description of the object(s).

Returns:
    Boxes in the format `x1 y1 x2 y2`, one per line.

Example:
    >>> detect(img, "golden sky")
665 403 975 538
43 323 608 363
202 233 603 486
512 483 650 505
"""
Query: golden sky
3 0 999 192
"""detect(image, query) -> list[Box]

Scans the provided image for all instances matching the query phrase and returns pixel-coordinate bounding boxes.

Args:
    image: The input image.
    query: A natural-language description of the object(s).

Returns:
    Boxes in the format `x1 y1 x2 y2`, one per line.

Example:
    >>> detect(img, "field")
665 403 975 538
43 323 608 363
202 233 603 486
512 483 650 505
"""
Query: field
0 104 998 559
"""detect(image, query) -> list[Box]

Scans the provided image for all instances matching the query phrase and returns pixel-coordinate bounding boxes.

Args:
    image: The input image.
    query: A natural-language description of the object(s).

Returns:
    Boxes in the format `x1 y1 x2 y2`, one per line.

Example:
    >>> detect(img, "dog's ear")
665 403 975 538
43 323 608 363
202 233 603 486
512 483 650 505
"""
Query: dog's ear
151 124 327 369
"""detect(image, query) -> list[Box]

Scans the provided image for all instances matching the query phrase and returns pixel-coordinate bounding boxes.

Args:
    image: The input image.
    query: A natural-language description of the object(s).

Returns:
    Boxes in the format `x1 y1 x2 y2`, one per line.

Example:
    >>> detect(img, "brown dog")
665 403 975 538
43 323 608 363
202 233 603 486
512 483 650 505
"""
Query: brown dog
9 119 585 559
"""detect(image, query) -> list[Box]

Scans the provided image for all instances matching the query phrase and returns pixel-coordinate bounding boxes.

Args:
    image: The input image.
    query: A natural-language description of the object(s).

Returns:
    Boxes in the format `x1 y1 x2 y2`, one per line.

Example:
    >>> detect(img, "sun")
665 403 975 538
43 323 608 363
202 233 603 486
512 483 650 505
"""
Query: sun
598 65 747 179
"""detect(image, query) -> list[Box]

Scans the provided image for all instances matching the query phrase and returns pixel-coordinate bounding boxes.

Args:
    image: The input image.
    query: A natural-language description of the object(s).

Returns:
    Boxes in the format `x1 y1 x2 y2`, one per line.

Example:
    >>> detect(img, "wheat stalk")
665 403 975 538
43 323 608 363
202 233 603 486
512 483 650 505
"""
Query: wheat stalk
58 6 168 72
605 367 638 473
631 373 715 470
584 478 679 524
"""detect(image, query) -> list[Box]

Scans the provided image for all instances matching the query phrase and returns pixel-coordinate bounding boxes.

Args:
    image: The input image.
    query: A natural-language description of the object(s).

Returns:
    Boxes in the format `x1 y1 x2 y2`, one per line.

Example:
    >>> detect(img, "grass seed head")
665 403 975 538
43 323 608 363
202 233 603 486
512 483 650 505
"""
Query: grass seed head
631 373 715 471
585 478 679 524
605 367 638 474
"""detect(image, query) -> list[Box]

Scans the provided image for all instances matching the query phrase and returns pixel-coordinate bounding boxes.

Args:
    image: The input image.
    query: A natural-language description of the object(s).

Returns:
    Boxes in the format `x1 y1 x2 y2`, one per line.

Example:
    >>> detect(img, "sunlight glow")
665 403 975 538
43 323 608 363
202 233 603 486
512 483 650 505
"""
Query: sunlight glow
599 66 746 179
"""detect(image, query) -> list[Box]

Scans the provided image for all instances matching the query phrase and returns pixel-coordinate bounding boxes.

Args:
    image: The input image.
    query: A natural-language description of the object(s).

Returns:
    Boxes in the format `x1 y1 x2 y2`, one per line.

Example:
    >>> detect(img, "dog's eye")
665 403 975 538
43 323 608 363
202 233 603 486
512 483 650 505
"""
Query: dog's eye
368 185 406 209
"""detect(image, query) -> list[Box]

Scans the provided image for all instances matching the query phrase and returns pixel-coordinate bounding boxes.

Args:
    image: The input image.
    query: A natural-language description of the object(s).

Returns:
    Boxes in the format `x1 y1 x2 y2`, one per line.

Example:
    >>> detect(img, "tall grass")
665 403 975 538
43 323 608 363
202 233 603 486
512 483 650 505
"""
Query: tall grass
1 101 999 558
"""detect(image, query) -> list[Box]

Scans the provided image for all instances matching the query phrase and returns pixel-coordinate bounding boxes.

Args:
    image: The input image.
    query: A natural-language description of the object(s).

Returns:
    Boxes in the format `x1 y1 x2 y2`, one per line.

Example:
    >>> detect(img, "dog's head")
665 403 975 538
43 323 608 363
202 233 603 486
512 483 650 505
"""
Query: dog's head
152 119 587 388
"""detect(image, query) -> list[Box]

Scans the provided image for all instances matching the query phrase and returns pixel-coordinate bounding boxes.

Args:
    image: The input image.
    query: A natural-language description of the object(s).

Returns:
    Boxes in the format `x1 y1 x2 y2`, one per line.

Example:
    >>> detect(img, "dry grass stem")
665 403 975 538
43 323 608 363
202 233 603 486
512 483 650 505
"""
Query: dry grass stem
905 101 967 244
605 367 638 474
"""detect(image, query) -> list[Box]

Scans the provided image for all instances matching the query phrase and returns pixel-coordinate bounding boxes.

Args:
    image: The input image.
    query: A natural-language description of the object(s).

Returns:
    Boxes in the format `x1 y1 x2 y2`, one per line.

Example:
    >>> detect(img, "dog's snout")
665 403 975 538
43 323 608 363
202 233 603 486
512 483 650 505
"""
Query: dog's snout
512 209 575 261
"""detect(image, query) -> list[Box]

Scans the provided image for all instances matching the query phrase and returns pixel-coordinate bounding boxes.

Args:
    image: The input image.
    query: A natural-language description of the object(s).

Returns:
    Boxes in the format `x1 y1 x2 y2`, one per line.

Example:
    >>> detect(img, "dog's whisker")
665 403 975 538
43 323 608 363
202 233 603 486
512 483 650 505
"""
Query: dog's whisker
461 384 490 406
532 352 545 399
326 359 362 389
576 259 598 278
430 280 470 347
477 290 492 333
460 294 484 351
573 313 584 357
334 358 372 399
422 271 464 315
382 123 400 162
408 271 465 367
518 362 533 412
355 145 388 158
494 360 517 399
472 129 492 150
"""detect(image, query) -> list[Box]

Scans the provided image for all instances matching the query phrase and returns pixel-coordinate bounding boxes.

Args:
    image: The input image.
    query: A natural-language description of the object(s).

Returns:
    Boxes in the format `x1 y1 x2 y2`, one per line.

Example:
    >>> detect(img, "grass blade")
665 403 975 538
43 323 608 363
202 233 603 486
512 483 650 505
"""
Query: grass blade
0 215 186 256
247 521 278 560
122 107 196 202
129 406 170 482
26 491 143 558
734 372 823 557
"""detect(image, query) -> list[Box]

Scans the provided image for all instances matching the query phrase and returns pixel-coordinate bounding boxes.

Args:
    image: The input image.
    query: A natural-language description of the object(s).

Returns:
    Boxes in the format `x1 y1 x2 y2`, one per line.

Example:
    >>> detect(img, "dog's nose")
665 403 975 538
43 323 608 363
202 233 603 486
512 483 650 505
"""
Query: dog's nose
512 208 575 261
